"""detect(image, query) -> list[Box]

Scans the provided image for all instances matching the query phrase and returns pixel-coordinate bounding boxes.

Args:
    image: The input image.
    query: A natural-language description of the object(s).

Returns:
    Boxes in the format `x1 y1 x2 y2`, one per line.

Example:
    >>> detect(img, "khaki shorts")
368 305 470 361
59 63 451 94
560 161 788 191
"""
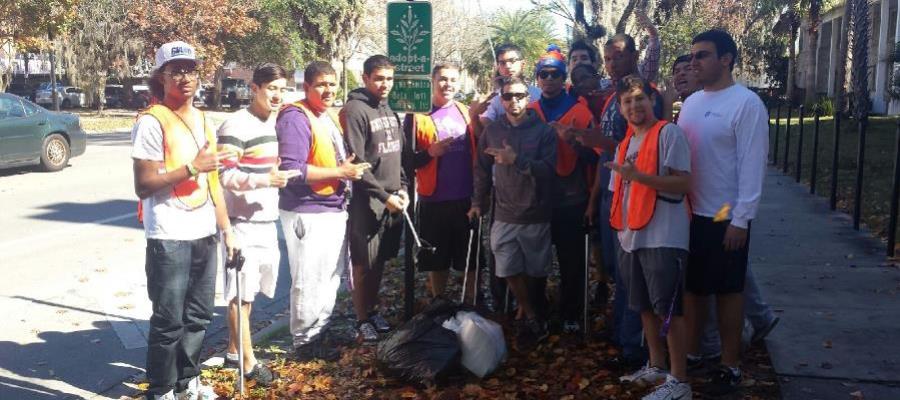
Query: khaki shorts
224 220 279 302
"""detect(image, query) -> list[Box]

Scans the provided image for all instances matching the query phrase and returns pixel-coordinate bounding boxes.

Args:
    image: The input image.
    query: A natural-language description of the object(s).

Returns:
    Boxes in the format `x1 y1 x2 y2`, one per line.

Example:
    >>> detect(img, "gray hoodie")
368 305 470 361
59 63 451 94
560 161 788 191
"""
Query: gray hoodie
473 109 558 224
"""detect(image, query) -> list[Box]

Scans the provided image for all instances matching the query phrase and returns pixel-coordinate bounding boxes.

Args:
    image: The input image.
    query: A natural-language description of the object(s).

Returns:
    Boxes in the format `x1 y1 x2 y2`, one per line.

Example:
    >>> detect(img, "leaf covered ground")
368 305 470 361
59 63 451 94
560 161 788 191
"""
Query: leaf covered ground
194 258 782 400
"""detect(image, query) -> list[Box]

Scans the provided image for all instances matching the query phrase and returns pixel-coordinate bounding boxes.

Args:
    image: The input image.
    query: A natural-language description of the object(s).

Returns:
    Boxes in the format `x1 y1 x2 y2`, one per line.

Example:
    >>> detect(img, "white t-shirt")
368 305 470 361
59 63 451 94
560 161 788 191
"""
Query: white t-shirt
608 123 691 252
481 85 542 121
676 84 769 229
131 113 217 240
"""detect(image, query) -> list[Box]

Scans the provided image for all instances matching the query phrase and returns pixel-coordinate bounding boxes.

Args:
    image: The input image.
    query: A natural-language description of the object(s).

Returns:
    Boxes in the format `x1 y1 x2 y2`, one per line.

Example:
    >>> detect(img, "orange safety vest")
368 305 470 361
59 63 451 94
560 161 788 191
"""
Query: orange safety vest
528 98 594 177
139 104 219 218
609 119 683 231
288 100 344 196
413 101 477 196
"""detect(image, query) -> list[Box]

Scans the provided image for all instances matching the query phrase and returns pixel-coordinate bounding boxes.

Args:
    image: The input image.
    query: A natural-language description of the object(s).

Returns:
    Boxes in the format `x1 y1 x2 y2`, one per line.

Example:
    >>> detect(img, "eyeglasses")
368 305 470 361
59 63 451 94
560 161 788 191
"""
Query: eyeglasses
501 92 528 101
538 70 564 80
164 69 200 81
497 57 521 66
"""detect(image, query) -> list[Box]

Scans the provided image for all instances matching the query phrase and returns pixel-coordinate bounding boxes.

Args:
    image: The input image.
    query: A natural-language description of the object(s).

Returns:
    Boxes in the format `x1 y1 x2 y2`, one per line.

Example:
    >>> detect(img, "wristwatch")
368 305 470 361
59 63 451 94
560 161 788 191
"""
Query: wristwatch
185 162 199 177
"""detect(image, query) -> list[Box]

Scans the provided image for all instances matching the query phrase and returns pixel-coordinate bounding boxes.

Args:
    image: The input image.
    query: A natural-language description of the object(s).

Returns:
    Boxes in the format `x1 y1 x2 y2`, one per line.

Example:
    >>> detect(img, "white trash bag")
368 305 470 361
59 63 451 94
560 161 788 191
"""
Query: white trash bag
441 311 507 378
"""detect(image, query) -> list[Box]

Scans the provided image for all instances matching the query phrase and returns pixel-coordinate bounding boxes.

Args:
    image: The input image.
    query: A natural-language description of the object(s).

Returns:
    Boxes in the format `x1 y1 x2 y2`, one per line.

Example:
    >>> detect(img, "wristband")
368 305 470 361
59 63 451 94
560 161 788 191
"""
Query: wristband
186 162 199 177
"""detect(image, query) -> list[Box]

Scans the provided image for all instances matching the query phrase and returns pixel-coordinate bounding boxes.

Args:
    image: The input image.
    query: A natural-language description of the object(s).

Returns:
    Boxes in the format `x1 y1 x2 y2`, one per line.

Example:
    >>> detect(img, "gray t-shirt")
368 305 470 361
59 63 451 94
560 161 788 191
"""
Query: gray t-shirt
608 123 691 252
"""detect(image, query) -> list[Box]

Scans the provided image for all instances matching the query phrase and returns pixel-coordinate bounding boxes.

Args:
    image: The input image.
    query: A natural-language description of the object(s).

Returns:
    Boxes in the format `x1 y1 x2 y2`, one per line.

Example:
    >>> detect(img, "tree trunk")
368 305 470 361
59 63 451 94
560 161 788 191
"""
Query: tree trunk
342 57 349 103
96 75 107 114
787 19 798 104
803 0 822 105
835 0 854 115
851 0 870 119
213 67 224 110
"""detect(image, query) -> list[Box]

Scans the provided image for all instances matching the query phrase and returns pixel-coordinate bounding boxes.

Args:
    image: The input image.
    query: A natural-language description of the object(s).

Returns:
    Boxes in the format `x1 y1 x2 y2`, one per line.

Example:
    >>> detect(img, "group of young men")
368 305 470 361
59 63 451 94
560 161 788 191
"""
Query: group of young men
133 23 775 400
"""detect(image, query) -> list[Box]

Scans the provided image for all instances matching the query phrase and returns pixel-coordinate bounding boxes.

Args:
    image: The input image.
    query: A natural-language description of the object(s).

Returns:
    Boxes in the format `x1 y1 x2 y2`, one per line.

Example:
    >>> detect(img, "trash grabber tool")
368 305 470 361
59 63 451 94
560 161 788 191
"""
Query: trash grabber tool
226 249 246 396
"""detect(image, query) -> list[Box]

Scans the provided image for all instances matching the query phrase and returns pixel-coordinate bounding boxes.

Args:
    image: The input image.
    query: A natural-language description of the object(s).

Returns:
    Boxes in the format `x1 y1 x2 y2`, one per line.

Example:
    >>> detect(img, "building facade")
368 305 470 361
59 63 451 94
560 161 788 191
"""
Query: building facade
799 0 900 114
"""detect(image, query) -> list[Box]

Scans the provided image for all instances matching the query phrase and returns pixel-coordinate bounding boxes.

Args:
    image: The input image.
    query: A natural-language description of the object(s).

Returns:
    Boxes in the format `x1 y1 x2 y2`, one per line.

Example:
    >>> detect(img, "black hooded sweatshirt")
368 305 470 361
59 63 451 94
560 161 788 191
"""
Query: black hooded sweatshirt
340 88 408 217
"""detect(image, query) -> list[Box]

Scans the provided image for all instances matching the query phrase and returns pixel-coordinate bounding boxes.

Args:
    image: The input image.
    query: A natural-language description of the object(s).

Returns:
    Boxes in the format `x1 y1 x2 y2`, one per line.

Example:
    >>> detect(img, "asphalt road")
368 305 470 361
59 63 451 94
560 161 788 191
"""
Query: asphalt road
0 128 291 399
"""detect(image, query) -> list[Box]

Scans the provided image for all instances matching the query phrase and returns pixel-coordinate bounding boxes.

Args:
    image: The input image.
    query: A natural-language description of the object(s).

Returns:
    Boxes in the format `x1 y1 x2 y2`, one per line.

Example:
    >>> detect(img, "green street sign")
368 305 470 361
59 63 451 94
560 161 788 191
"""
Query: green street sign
387 1 432 113
390 78 432 113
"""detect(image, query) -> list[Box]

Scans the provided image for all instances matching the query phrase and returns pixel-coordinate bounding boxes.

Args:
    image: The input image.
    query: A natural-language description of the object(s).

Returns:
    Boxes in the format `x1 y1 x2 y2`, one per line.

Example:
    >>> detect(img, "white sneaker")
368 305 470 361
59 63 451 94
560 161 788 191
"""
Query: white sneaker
620 364 668 385
642 375 692 400
176 377 217 400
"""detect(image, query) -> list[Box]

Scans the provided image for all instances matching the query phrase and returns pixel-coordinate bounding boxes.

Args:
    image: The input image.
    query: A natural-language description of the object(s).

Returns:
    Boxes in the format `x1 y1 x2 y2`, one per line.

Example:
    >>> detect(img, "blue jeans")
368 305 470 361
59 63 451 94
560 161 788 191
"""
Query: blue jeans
698 263 776 355
145 235 217 395
599 190 645 362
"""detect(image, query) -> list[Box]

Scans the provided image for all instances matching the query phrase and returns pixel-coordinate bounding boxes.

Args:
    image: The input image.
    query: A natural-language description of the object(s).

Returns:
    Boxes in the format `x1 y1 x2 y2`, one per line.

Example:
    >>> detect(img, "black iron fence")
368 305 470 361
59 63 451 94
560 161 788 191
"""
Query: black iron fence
769 101 900 257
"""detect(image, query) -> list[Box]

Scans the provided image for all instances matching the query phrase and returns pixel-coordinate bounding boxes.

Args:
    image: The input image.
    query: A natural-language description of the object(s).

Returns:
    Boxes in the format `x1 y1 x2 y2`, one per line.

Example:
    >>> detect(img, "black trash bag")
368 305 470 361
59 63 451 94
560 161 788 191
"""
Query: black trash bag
375 299 463 385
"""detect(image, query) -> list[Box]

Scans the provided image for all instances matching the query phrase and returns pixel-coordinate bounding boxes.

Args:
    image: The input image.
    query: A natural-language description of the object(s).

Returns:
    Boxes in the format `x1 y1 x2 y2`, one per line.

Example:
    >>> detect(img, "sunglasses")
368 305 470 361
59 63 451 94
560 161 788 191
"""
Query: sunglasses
501 92 528 101
538 70 564 80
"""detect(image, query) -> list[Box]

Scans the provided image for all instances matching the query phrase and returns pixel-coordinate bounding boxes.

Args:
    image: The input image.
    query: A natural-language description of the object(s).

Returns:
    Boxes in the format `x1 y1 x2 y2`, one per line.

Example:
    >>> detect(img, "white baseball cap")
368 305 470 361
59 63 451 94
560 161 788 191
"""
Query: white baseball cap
154 41 198 71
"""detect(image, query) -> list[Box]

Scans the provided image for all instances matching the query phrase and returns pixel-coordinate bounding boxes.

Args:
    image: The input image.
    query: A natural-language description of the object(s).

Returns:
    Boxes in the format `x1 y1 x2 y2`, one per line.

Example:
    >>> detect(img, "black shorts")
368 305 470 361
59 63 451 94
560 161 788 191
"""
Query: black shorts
417 198 476 272
686 215 750 295
348 198 403 268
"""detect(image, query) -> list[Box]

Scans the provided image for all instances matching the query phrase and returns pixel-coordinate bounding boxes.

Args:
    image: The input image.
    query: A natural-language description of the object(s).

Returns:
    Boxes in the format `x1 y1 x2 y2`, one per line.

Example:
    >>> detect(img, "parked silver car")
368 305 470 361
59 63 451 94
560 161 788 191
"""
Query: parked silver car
35 85 87 109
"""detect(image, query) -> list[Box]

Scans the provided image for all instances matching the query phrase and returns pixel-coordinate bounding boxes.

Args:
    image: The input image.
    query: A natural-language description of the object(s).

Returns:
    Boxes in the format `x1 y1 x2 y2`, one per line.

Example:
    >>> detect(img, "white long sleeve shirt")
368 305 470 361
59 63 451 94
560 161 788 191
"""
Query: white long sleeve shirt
676 84 769 229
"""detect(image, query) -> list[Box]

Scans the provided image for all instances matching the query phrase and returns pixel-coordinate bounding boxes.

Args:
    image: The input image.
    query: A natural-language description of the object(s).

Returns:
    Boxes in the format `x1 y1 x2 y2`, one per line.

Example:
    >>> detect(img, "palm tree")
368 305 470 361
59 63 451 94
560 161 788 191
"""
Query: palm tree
479 9 560 83
803 0 822 105
850 0 869 118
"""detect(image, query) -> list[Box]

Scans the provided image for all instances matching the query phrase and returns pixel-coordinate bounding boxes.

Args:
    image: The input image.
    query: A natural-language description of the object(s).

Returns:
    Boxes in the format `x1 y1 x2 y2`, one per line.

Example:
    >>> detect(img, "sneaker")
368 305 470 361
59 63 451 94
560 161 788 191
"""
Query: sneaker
620 364 668 386
562 320 581 334
751 316 780 344
175 377 216 400
526 318 549 343
223 352 239 369
356 320 380 343
707 365 742 396
687 352 720 374
369 312 392 333
642 375 692 400
295 340 342 362
244 363 276 386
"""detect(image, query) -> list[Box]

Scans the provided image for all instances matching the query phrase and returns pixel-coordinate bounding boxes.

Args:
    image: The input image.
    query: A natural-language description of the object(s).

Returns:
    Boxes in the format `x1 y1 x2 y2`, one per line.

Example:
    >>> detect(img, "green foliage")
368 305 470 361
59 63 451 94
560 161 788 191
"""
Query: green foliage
284 0 367 61
479 9 562 87
810 96 835 116
337 68 359 100
225 0 310 70
762 35 790 94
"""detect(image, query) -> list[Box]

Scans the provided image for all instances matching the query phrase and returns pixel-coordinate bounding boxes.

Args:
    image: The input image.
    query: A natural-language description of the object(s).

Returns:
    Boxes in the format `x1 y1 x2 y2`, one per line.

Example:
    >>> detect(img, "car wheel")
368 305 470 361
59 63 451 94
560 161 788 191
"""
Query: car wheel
40 134 70 172
61 99 71 109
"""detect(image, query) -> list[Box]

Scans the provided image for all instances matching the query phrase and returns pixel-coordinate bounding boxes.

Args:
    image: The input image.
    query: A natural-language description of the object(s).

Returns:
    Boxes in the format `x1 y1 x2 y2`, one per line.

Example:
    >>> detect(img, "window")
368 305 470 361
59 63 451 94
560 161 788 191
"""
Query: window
22 99 40 116
0 97 26 119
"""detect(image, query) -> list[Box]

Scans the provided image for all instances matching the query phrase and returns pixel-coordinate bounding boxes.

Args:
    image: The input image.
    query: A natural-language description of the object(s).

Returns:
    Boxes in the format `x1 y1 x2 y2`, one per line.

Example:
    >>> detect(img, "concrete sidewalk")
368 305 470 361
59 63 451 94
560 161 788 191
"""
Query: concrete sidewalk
752 169 900 399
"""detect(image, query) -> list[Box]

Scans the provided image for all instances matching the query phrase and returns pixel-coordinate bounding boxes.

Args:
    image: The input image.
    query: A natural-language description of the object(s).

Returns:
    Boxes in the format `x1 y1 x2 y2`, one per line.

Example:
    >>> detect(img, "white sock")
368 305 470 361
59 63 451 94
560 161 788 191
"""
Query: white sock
226 352 239 361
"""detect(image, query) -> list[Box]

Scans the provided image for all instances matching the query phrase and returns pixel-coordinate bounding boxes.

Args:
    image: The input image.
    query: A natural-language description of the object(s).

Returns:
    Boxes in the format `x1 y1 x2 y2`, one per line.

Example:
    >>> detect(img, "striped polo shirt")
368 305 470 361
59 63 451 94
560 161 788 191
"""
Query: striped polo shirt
217 108 280 222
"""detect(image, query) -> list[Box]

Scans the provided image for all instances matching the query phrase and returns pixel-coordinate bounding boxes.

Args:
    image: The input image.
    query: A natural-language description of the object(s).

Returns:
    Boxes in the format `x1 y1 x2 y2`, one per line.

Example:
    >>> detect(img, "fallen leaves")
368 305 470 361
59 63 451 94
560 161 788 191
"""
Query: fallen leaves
185 254 782 400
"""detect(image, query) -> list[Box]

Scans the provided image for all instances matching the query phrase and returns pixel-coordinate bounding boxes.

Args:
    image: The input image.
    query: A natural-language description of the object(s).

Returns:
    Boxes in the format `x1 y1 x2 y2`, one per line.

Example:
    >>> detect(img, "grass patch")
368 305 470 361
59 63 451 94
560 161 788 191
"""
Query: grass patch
770 113 900 247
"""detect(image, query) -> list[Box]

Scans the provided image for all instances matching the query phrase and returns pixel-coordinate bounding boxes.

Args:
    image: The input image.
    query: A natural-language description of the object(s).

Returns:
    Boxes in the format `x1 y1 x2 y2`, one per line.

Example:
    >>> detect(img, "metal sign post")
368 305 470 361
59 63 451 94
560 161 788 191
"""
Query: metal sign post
387 0 432 319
